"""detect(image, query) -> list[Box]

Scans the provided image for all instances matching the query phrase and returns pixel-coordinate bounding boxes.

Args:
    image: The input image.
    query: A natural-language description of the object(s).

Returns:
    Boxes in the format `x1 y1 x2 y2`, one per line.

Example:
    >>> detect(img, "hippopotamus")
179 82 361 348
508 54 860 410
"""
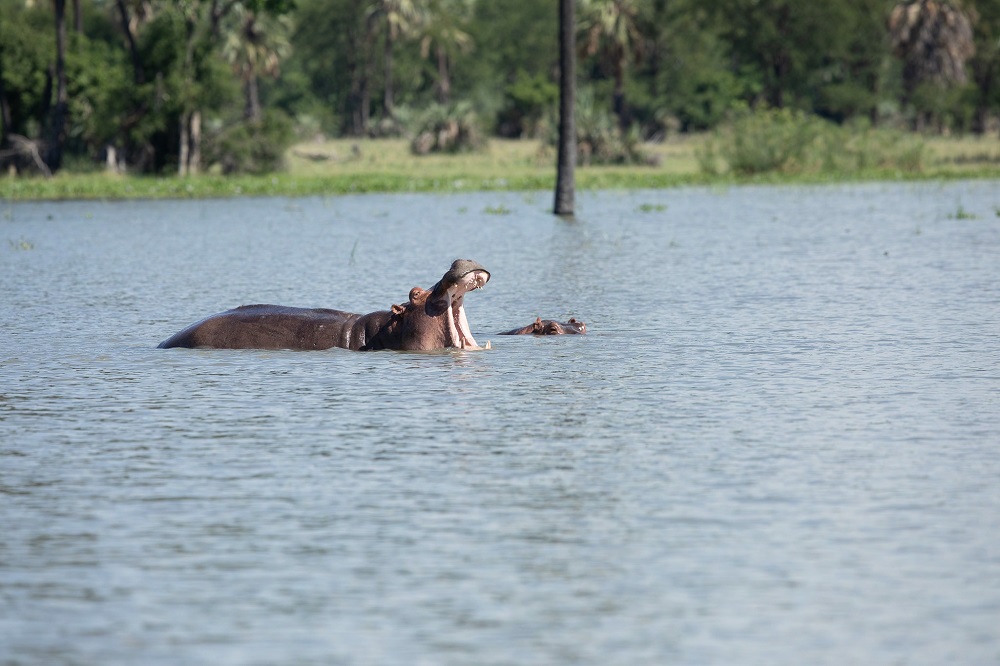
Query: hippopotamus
157 259 491 351
498 317 586 335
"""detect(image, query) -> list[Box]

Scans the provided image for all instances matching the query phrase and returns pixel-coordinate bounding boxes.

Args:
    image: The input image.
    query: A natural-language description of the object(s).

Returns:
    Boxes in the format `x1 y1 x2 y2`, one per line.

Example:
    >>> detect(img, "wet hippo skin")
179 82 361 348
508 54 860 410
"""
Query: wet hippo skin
157 259 491 351
498 317 586 335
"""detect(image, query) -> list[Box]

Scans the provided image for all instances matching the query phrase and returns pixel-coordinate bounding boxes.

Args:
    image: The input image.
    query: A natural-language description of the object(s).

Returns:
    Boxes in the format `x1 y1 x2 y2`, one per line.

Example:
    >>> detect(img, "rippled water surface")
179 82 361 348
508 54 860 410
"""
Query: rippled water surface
2 182 999 665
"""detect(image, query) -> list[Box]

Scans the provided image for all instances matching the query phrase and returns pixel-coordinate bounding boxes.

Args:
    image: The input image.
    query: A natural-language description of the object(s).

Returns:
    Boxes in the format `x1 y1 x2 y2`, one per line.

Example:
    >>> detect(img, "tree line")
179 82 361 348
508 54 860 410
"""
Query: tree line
1 0 997 176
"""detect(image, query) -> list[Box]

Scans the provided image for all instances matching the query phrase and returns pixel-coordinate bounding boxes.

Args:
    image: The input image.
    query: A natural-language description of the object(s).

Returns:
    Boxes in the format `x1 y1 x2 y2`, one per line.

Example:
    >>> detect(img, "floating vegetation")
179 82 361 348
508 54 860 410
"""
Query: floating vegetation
949 204 978 220
484 204 512 215
8 237 34 250
637 203 668 213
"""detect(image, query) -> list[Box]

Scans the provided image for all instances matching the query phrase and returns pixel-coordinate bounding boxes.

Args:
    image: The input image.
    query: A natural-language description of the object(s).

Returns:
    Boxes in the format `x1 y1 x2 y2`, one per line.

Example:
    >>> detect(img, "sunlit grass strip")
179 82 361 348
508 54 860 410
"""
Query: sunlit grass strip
2 134 999 201
3 168 1000 202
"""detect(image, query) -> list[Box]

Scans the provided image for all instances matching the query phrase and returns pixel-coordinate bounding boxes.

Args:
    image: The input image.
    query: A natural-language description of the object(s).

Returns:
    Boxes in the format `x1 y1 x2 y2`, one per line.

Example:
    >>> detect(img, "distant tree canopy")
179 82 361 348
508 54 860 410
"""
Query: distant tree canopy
0 0 996 175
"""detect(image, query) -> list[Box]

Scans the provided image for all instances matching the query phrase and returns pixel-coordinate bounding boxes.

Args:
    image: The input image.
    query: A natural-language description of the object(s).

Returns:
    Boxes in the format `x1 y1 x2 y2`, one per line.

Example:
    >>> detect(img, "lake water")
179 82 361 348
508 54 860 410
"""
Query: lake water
2 181 999 665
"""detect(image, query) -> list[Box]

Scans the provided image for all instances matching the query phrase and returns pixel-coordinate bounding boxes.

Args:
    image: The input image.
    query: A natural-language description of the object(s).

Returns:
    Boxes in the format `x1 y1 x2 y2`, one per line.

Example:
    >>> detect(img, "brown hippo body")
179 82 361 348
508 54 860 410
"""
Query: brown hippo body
157 304 398 351
157 259 491 351
499 317 586 336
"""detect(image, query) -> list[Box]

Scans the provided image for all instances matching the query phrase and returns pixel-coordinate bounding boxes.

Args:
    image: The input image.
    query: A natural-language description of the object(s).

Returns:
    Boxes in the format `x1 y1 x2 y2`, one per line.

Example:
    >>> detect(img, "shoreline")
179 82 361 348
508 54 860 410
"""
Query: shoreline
3 136 999 202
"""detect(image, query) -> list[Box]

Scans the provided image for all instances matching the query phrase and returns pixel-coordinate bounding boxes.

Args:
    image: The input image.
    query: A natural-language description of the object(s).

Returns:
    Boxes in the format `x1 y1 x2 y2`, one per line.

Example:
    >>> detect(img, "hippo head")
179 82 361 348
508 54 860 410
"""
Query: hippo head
389 259 491 350
543 317 586 335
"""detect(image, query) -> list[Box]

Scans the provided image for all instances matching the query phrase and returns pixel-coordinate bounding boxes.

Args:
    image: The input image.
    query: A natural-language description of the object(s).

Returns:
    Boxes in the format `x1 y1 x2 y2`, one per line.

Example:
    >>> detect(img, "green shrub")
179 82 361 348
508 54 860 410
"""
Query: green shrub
816 118 924 173
409 103 486 155
205 110 295 175
698 106 924 176
715 106 817 175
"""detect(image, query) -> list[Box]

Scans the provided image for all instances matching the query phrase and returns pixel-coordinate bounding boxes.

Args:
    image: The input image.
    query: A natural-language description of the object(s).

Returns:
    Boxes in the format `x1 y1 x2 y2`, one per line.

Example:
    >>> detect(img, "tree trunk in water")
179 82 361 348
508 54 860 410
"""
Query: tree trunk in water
554 0 576 217
46 0 68 173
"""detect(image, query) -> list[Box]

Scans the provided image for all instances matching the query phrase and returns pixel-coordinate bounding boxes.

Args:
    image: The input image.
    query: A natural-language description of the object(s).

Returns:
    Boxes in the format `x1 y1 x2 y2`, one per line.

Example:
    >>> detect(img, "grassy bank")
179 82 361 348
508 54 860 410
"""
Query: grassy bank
2 134 999 202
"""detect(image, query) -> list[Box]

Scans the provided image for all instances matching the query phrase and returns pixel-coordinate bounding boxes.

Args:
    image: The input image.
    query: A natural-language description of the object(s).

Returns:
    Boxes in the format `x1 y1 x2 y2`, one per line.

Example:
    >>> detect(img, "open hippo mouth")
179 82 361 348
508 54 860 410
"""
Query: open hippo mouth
430 259 491 350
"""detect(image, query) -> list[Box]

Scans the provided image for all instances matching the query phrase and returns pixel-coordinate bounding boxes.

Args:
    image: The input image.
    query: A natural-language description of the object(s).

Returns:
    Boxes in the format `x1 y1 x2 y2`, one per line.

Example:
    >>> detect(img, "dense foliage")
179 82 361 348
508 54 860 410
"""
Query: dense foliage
1 0 997 176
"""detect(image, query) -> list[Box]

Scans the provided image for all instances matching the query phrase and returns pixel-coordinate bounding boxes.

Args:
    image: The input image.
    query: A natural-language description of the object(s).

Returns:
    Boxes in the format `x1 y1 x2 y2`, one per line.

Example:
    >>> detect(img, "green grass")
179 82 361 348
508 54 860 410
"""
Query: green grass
2 134 999 201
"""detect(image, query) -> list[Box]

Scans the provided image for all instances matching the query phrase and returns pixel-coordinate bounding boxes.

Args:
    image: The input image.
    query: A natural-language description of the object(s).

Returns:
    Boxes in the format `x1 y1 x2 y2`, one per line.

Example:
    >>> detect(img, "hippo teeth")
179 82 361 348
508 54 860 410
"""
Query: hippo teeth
444 271 488 350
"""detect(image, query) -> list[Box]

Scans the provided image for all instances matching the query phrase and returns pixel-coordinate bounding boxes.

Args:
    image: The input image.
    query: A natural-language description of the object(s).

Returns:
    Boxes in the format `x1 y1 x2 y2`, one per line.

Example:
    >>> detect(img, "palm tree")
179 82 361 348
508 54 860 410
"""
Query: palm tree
222 5 292 121
419 0 473 104
889 0 976 127
580 0 641 130
367 0 422 118
45 0 68 173
555 0 576 217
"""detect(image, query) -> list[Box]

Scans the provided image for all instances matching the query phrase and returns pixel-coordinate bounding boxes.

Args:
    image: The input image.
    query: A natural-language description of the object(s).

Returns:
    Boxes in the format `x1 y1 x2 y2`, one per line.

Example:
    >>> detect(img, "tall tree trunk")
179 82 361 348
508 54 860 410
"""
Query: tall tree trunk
347 20 363 135
0 52 12 148
613 55 627 130
210 0 222 37
554 0 576 217
117 0 145 85
971 59 994 135
72 0 82 33
867 67 880 126
383 31 395 118
46 0 68 173
245 73 262 121
179 15 196 176
189 111 201 174
352 9 376 135
360 68 372 133
436 45 450 105
361 29 374 133
179 111 202 175
178 113 189 175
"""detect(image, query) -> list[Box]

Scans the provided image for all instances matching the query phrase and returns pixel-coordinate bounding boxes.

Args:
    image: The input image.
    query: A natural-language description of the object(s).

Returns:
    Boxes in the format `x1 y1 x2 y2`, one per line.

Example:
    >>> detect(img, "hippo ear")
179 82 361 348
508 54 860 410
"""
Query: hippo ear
425 282 451 317
532 317 544 333
408 287 427 303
